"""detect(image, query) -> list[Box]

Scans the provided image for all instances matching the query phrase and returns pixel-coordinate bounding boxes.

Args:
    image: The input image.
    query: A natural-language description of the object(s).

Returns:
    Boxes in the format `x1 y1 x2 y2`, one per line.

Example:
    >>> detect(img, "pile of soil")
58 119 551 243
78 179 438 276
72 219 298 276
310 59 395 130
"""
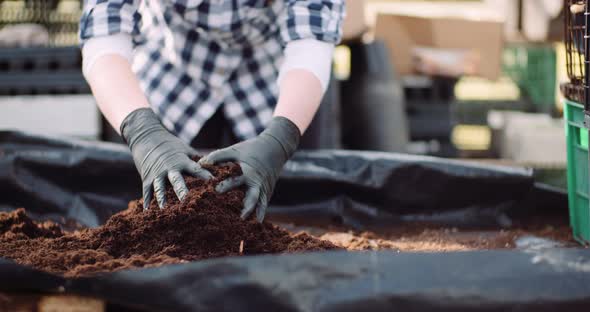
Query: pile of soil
0 162 337 277
0 159 578 277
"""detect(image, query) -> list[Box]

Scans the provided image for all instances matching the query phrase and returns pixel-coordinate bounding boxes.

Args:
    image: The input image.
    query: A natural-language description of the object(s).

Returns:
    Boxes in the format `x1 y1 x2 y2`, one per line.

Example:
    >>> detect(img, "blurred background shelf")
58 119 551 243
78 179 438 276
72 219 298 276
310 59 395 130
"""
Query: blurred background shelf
0 0 81 47
0 0 569 163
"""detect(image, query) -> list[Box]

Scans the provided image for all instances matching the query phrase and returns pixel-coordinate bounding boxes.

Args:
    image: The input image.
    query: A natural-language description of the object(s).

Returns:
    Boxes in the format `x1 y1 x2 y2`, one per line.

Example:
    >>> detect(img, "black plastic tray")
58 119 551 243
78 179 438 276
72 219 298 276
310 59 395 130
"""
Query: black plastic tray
0 46 82 72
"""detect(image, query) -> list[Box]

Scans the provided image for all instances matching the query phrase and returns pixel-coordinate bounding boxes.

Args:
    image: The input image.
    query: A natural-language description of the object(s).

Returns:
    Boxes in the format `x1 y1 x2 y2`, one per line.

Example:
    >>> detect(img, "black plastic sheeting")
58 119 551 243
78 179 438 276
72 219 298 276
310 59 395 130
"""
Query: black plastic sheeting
3 249 590 311
0 131 564 229
1 131 589 311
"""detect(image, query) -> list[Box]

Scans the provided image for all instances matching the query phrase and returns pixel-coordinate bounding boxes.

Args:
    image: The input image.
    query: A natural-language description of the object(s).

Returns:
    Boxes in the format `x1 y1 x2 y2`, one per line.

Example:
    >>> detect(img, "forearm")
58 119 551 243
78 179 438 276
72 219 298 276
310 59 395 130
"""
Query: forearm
82 33 149 132
86 54 149 132
85 54 150 132
273 69 323 134
273 39 334 134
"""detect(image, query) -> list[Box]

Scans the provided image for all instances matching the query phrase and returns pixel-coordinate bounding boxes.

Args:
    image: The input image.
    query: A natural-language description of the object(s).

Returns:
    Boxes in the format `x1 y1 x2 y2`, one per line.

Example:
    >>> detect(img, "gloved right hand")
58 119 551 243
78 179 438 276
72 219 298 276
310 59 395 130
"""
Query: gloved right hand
121 108 213 209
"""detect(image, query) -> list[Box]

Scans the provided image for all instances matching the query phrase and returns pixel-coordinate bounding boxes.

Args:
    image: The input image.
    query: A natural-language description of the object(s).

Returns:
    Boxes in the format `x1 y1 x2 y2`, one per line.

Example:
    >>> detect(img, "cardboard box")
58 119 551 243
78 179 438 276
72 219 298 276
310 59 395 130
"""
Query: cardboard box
375 12 504 80
342 0 367 41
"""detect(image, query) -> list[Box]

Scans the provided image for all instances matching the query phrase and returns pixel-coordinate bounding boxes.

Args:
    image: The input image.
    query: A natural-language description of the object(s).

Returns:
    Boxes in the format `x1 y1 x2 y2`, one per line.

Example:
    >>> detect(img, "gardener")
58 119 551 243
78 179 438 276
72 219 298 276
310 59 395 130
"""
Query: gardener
80 0 344 222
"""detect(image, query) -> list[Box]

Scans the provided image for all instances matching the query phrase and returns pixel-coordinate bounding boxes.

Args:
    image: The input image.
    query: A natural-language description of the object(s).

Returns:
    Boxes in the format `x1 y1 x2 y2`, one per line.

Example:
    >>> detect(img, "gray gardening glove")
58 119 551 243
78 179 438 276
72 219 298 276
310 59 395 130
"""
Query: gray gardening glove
121 108 213 209
199 117 300 222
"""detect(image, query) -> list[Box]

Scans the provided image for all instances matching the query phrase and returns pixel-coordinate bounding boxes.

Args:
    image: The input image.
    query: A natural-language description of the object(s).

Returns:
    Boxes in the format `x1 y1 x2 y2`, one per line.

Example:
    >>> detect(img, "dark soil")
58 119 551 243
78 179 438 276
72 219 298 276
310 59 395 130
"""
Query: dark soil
0 162 337 277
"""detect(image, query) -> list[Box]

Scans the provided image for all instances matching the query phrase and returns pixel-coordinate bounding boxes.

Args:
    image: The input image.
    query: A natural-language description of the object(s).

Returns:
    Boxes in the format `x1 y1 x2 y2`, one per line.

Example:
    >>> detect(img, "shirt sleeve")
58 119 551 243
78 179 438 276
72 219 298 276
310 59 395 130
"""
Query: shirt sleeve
280 0 346 45
82 33 134 77
79 0 141 46
278 39 334 93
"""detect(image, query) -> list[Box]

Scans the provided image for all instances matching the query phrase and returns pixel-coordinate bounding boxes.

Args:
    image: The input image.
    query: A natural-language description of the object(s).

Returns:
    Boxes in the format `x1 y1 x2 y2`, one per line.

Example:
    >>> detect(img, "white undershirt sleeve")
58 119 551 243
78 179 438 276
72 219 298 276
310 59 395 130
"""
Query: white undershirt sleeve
82 33 134 77
278 39 334 94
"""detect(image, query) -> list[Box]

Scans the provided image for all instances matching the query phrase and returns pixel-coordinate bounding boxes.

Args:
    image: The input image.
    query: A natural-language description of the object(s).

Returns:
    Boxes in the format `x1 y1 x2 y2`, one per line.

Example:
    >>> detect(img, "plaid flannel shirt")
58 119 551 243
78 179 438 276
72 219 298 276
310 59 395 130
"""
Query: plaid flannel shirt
79 0 344 143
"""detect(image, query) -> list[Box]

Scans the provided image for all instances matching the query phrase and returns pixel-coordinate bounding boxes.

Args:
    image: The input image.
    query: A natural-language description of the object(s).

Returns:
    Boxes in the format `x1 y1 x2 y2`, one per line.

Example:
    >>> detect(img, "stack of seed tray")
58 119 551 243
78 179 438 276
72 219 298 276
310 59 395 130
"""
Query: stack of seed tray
0 0 88 95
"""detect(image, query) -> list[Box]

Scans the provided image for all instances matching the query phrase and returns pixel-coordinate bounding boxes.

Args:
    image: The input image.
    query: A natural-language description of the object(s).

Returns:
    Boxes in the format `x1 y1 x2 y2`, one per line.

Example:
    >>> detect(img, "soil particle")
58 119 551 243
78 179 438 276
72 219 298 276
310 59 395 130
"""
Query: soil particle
0 161 338 277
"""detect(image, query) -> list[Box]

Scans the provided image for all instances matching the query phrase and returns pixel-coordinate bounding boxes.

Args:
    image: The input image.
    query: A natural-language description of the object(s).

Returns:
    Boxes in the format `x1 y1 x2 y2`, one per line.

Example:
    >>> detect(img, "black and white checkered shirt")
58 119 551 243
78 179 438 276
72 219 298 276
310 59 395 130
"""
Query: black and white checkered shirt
80 0 344 142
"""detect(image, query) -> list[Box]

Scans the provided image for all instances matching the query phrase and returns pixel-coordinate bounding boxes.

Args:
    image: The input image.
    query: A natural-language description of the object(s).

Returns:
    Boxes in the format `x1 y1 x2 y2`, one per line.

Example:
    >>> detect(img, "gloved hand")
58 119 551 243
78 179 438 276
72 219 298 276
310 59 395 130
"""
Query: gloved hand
199 117 300 222
121 108 213 209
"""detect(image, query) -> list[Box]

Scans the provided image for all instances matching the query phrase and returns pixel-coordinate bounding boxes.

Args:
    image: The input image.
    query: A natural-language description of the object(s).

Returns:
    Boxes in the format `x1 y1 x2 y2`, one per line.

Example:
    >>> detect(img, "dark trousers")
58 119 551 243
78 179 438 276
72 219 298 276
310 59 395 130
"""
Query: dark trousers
190 108 238 149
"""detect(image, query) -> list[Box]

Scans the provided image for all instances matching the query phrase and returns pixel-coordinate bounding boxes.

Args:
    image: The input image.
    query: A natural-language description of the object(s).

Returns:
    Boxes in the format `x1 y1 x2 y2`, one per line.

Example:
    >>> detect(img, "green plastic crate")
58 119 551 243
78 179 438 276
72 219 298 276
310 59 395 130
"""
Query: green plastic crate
564 99 590 244
503 44 556 111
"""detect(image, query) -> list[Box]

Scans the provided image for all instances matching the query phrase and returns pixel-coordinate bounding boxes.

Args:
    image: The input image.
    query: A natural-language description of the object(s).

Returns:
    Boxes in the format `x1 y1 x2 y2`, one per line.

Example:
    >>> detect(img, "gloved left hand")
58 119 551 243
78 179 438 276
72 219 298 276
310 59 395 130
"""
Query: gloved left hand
199 117 300 222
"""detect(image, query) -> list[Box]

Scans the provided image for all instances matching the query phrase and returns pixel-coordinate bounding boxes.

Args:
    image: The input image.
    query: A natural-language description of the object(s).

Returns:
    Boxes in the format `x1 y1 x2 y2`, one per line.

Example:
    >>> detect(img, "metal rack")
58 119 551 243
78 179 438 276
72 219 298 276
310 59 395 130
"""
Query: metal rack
563 0 587 104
